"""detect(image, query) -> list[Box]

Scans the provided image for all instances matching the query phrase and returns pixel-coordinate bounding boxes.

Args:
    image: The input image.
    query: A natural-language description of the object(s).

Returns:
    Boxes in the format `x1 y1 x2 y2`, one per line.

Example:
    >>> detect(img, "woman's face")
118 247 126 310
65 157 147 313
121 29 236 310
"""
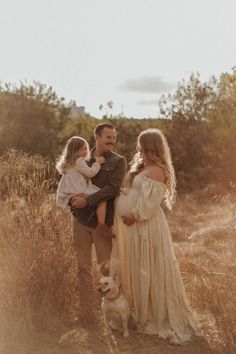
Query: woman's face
137 141 156 164
136 142 142 154
136 142 147 160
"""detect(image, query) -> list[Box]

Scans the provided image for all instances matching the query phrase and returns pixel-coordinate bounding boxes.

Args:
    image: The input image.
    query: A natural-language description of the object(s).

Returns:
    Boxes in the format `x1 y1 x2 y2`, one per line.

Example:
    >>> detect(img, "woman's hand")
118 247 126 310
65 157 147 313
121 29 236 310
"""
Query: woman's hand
122 213 136 226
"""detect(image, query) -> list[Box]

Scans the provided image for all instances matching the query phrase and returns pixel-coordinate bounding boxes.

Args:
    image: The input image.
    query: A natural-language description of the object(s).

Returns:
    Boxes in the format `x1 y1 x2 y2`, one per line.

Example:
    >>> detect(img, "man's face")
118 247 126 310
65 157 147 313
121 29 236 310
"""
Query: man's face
95 128 116 153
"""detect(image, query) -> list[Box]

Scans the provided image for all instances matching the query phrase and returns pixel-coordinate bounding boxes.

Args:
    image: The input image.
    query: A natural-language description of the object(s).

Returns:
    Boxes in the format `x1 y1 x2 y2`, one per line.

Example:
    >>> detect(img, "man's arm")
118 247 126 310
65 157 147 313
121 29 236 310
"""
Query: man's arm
86 157 127 207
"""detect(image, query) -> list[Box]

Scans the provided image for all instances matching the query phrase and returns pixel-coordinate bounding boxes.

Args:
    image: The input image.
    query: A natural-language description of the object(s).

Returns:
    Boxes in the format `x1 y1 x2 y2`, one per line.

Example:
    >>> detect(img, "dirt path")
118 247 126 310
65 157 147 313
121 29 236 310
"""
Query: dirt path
1 312 217 354
55 314 216 354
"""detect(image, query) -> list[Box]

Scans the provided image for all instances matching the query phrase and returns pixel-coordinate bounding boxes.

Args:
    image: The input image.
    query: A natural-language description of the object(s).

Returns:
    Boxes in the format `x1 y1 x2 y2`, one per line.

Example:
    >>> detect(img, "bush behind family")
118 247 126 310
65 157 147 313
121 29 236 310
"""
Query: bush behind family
0 69 236 193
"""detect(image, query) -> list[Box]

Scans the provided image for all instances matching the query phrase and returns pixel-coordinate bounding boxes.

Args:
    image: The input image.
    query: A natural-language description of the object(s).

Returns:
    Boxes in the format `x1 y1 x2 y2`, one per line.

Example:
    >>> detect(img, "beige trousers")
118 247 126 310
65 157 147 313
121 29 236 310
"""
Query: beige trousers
72 217 112 315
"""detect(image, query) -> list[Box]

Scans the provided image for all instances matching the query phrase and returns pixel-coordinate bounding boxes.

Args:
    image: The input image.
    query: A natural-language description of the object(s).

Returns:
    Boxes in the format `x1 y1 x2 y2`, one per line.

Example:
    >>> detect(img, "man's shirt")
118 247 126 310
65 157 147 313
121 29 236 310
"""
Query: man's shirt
71 150 127 228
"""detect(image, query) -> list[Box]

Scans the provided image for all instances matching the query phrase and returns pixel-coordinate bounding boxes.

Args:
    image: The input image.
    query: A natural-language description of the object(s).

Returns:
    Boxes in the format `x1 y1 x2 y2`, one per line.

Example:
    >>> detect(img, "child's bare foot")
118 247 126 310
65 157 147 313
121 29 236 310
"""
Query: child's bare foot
95 223 115 238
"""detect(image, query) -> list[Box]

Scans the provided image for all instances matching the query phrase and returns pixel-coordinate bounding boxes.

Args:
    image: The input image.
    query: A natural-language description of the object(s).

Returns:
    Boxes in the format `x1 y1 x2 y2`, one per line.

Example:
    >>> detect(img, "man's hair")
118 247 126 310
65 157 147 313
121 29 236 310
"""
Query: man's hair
94 123 115 136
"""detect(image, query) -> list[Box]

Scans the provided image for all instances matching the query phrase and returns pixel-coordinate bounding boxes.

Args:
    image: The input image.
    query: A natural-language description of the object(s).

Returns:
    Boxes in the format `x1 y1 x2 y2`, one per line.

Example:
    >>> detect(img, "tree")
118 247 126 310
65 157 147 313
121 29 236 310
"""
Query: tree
207 68 236 184
0 81 71 158
158 70 236 190
159 72 217 122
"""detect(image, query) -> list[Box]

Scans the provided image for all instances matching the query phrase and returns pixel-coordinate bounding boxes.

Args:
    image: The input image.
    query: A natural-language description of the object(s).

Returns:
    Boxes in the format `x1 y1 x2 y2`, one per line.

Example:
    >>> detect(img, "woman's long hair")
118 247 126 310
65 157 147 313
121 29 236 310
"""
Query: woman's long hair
56 136 89 175
127 129 176 210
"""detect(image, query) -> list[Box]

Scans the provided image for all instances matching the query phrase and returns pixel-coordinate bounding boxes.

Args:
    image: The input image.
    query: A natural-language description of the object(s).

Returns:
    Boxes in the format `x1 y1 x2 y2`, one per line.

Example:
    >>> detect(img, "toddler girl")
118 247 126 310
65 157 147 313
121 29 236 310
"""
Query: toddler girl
56 136 114 238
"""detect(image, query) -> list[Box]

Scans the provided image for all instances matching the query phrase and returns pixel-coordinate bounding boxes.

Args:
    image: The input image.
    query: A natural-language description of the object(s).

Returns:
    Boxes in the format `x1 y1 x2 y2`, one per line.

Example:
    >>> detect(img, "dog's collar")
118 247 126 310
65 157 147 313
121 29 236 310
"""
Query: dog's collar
106 288 121 303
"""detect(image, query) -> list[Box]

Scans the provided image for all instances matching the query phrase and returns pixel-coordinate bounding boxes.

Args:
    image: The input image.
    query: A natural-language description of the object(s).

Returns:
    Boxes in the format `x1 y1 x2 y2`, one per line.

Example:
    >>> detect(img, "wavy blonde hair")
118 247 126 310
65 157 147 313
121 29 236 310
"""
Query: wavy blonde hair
127 129 176 210
56 136 90 175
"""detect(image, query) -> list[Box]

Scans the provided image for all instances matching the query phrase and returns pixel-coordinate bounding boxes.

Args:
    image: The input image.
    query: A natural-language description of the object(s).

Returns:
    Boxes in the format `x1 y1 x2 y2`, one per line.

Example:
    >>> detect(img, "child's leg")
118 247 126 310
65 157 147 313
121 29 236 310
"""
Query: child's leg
95 201 115 238
96 201 107 224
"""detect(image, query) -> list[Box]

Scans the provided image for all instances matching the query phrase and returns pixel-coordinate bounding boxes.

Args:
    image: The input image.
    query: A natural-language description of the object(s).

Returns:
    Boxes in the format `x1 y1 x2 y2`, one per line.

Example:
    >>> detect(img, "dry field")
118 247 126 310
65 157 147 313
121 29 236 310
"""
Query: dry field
0 151 235 354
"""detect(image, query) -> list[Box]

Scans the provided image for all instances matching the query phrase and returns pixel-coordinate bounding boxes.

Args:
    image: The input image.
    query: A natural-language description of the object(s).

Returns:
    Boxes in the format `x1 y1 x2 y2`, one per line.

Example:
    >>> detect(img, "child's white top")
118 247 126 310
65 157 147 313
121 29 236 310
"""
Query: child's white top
56 157 101 209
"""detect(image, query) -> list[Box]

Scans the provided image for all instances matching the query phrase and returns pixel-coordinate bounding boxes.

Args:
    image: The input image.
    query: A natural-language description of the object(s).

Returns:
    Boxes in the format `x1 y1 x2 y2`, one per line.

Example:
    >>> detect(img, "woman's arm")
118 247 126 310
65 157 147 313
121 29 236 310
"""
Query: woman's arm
123 168 165 226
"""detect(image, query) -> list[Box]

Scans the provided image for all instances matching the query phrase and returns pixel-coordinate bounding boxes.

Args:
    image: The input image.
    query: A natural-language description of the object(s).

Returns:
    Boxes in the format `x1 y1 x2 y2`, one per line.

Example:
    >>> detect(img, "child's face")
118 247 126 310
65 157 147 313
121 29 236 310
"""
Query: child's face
78 144 88 158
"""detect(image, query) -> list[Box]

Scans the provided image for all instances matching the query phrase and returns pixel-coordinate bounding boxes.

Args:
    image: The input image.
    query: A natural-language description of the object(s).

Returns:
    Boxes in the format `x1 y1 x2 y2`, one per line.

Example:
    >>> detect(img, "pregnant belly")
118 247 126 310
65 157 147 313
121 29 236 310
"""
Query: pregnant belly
115 189 138 217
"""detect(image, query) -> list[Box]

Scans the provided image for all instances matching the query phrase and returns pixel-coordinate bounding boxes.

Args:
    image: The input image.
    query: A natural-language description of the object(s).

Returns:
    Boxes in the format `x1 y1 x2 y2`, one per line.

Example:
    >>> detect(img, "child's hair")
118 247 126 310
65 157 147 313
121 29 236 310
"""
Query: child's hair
56 136 89 175
126 128 176 210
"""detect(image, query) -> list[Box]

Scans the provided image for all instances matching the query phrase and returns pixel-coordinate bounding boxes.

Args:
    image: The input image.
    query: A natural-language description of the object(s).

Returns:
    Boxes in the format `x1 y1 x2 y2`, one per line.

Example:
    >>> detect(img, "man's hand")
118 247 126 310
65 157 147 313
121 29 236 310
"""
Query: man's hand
122 213 136 226
71 195 88 208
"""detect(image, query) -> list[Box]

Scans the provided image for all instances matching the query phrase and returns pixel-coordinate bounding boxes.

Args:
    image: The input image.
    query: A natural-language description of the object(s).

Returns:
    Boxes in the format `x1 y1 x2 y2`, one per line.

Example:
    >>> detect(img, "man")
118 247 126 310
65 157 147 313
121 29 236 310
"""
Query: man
71 123 127 323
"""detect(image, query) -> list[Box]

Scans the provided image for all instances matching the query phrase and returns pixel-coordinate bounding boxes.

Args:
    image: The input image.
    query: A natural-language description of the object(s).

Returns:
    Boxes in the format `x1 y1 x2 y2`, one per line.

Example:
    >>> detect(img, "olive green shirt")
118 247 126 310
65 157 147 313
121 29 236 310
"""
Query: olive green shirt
71 149 127 228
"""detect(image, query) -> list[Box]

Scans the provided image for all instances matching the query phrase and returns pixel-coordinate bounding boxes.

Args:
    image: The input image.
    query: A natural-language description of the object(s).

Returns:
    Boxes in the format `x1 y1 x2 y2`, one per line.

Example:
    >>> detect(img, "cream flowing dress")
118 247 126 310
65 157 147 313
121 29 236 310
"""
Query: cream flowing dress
111 174 199 344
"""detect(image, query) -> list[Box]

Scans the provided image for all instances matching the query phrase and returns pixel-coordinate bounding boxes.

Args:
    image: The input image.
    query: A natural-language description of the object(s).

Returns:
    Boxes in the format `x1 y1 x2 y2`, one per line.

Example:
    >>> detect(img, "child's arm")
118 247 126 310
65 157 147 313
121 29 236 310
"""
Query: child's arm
75 157 104 178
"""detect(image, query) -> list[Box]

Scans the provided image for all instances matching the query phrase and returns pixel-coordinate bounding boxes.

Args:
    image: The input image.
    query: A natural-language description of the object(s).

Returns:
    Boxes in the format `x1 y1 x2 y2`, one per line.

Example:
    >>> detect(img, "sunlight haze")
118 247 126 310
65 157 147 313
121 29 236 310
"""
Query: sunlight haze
0 0 235 118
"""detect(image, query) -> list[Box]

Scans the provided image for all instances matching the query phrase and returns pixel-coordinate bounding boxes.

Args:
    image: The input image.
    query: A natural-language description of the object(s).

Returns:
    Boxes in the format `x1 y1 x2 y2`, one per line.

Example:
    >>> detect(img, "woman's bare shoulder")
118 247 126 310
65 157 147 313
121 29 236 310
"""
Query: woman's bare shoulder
147 165 165 183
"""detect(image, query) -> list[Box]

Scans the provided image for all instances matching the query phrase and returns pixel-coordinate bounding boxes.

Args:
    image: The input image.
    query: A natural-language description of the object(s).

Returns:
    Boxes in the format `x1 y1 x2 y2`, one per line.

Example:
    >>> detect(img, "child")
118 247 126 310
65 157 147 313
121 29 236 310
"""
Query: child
56 136 114 238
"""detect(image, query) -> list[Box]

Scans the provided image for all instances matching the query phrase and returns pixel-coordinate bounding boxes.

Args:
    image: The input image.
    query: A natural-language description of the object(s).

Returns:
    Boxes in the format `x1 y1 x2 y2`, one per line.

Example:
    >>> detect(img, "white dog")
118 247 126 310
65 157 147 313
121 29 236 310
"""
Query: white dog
98 275 131 337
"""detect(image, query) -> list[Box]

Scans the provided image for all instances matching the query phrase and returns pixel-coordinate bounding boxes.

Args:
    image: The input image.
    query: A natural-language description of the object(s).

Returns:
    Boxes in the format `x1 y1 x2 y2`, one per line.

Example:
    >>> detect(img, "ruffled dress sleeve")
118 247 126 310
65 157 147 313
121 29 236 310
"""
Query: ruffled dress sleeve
131 178 166 222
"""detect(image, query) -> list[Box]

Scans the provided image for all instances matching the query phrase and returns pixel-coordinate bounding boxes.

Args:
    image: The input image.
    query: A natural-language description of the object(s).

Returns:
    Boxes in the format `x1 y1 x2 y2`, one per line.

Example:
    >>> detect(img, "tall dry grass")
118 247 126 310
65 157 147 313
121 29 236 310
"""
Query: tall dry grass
0 151 80 353
0 150 235 353
170 191 236 353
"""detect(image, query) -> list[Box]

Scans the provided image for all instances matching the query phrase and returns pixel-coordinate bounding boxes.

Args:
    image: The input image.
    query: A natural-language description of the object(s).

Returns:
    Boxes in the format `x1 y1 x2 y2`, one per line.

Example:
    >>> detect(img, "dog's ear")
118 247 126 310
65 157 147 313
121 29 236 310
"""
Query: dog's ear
100 260 110 276
112 271 118 281
112 270 121 286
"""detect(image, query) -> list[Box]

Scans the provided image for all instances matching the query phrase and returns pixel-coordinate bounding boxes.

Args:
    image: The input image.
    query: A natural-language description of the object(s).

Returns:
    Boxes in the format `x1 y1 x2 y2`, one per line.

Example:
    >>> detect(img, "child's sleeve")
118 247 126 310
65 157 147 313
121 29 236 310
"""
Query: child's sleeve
56 176 70 209
75 158 101 178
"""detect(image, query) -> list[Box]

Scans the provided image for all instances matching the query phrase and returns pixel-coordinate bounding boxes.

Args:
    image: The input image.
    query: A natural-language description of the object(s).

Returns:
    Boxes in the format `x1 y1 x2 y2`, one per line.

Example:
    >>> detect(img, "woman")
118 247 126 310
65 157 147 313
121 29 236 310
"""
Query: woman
111 128 199 344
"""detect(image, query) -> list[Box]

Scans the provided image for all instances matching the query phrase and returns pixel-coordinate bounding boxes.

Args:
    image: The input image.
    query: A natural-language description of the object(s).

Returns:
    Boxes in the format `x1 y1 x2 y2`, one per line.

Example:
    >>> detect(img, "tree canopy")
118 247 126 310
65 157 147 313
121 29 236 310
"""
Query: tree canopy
1 69 236 191
0 82 71 158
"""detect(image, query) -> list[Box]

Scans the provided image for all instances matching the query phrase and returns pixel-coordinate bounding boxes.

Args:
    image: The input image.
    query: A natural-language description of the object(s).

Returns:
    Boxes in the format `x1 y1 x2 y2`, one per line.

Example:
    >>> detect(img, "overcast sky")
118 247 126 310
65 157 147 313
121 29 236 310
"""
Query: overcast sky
0 0 235 118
